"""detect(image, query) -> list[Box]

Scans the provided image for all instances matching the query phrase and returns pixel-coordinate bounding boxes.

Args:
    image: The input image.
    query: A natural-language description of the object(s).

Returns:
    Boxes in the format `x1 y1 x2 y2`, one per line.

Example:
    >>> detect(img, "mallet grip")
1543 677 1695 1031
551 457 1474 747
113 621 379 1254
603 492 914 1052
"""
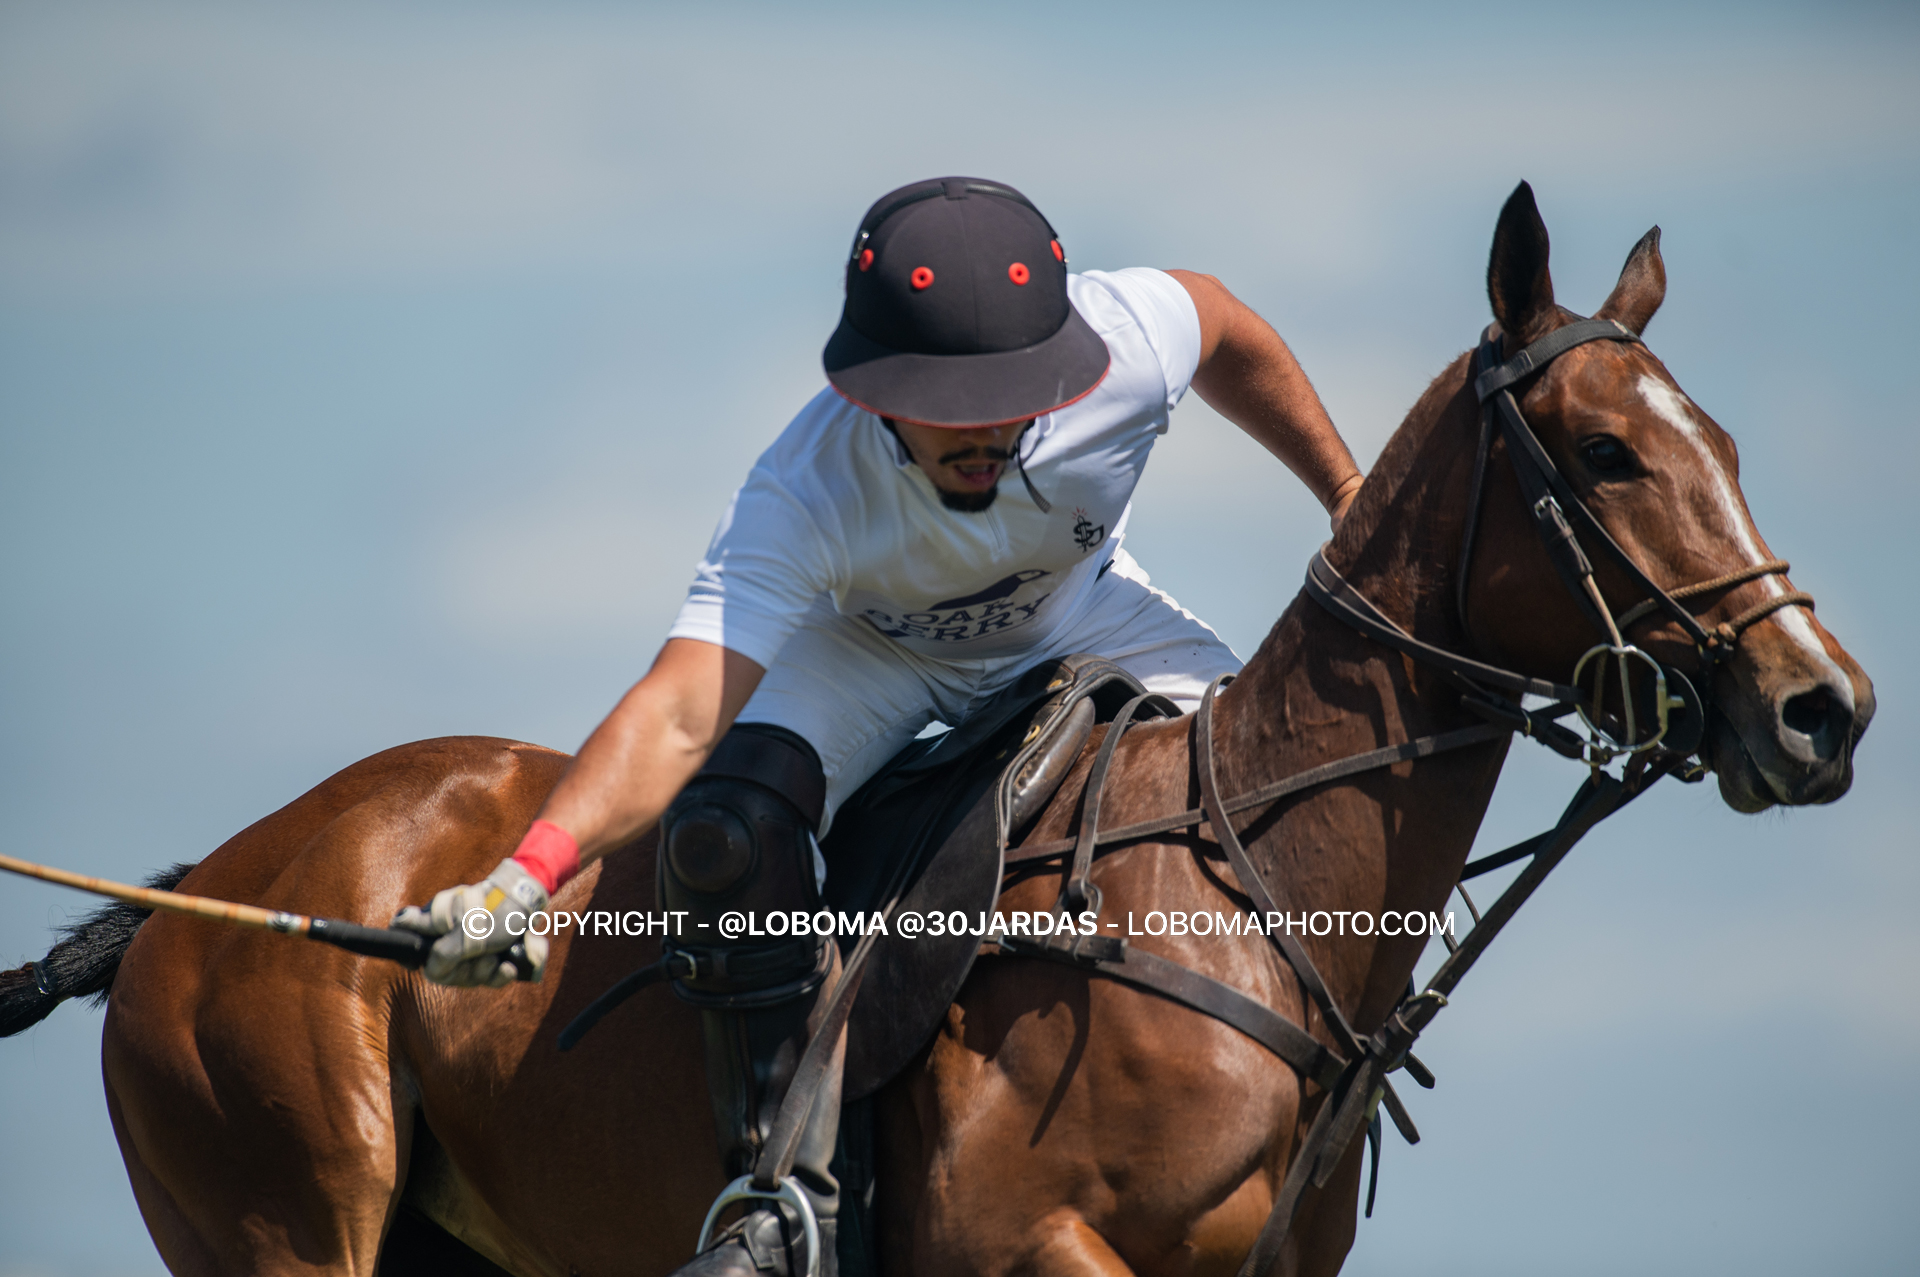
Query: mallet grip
305 917 431 964
304 918 540 981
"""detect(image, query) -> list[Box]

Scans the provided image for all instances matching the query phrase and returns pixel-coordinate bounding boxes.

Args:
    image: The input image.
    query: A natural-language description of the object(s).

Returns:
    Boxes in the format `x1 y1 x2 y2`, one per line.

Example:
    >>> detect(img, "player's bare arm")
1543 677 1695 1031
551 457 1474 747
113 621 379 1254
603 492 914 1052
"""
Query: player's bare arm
1168 269 1365 529
537 638 766 866
389 638 765 986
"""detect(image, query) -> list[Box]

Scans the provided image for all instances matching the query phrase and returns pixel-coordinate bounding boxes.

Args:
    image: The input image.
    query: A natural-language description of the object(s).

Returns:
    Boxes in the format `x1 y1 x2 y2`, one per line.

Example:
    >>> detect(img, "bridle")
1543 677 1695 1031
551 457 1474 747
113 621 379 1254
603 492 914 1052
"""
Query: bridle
1310 315 1812 770
1462 317 1810 662
990 314 1821 1276
1465 316 1814 754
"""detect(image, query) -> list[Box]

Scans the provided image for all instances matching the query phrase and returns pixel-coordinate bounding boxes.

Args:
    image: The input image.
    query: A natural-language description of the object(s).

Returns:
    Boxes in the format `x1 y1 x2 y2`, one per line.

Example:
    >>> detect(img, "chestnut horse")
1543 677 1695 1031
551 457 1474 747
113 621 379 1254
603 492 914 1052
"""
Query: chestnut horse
3 186 1872 1277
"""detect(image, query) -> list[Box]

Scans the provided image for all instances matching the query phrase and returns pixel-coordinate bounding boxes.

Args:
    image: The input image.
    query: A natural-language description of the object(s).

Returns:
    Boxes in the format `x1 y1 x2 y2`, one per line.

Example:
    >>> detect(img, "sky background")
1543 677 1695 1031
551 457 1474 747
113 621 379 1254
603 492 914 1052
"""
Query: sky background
1 2 1915 1274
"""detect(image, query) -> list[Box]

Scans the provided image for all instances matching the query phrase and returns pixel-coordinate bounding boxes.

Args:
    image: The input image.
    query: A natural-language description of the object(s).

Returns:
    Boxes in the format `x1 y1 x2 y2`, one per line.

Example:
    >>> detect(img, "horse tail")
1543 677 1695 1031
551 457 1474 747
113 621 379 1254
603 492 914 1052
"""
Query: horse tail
1 862 198 1038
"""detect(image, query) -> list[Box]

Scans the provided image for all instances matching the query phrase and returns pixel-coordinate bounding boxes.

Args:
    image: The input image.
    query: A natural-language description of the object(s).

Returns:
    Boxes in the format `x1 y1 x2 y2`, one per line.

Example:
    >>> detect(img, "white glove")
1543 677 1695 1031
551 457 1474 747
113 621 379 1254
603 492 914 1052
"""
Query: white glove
393 857 550 988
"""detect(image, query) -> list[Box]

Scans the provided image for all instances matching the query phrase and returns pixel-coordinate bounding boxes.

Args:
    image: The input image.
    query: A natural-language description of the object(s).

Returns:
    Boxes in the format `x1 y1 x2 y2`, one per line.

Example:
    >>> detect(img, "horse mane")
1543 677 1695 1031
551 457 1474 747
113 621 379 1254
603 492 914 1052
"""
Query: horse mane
1240 347 1481 673
1332 351 1476 562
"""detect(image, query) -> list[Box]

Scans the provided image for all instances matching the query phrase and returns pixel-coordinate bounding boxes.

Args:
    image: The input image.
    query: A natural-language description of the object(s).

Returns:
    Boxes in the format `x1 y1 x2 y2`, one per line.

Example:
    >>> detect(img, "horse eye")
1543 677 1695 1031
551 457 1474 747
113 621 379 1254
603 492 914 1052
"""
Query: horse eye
1581 436 1633 474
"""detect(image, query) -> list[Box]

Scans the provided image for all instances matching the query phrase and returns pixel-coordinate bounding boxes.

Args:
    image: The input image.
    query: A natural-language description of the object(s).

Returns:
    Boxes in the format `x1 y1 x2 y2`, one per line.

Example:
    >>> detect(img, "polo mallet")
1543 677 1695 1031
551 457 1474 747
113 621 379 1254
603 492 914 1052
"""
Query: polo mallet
0 852 540 980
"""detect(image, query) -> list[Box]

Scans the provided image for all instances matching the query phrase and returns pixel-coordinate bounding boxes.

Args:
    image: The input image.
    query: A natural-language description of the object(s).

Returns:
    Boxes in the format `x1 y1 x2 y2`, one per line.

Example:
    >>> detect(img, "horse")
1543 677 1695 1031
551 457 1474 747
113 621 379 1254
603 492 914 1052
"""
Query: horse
0 183 1873 1277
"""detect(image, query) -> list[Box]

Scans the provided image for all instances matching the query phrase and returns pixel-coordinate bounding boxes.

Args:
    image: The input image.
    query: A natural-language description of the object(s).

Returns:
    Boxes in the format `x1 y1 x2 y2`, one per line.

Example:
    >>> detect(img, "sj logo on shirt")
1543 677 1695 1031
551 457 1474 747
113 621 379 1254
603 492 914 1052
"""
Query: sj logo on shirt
863 570 1053 642
1071 508 1105 554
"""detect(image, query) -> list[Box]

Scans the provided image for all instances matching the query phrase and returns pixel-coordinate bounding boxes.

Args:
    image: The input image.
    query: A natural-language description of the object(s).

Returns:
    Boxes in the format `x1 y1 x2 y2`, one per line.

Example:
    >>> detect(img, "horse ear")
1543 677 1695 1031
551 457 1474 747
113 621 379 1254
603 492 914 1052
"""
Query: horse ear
1487 181 1555 340
1595 226 1665 335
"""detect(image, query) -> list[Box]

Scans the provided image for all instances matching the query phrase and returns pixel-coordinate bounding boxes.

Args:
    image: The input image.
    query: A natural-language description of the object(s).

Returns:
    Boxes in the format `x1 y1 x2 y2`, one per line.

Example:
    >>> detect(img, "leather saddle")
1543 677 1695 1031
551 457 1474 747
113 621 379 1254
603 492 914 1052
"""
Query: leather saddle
822 653 1178 1099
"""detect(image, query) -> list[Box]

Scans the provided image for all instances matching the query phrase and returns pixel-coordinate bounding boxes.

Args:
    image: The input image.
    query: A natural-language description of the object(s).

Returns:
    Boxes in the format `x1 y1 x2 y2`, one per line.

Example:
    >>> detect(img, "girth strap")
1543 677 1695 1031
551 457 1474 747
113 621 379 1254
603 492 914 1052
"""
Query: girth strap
1194 677 1366 1063
993 930 1346 1093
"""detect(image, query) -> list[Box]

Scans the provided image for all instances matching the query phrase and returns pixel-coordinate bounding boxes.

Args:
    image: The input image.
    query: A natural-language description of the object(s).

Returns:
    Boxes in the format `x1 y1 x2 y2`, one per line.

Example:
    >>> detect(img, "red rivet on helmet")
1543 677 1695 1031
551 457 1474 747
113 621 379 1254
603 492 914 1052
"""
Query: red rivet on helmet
1008 262 1030 285
1051 239 1064 262
911 266 934 290
858 249 874 272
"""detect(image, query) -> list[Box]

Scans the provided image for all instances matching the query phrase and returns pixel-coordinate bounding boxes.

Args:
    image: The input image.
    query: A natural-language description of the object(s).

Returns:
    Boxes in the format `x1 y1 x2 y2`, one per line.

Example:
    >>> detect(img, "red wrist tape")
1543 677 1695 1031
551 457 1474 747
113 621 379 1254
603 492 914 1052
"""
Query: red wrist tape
511 820 580 895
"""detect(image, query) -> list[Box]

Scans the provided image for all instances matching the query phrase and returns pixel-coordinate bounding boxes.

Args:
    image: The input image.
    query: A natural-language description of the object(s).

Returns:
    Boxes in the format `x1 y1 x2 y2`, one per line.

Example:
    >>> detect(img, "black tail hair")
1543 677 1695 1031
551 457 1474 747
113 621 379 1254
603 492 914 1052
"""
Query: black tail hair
1 862 198 1038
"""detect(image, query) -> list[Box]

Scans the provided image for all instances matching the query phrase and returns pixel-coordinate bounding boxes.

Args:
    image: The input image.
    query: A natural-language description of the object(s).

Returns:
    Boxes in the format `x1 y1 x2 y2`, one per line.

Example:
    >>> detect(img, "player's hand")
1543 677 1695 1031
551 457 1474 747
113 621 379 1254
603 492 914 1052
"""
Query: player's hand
392 858 550 987
1328 474 1364 536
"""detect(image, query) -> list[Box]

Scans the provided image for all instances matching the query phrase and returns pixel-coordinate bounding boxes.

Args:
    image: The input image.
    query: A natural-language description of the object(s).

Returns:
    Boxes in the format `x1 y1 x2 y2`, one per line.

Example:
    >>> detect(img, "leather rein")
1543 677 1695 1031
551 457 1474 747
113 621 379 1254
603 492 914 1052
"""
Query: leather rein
991 316 1816 1277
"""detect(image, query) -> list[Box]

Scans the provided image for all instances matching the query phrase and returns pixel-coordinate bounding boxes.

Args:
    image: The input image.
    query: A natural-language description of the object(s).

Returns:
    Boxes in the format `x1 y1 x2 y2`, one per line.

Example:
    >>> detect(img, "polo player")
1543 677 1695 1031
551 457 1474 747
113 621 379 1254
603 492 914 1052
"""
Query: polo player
396 176 1363 1277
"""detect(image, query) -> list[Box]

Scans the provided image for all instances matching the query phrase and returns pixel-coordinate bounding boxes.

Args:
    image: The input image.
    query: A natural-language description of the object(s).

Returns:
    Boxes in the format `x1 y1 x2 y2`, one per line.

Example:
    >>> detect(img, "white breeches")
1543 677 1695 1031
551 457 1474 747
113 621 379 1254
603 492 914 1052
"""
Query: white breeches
736 549 1241 835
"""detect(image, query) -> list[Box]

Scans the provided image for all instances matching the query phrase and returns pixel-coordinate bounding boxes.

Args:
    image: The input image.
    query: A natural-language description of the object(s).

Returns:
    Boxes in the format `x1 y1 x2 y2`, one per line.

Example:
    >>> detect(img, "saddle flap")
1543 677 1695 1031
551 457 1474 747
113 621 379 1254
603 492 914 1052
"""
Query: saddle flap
823 654 1166 1100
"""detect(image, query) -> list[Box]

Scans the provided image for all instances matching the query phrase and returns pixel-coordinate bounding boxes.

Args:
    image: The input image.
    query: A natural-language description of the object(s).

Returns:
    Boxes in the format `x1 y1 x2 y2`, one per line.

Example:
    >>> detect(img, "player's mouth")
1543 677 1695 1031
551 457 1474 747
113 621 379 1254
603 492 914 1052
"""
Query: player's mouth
937 442 1014 494
949 460 1004 491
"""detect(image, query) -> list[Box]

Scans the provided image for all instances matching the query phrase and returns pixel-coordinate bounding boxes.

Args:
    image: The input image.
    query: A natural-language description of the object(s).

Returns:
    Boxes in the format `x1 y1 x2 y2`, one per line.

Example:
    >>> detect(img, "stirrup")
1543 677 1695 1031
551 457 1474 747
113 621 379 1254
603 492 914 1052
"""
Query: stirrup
695 1174 822 1277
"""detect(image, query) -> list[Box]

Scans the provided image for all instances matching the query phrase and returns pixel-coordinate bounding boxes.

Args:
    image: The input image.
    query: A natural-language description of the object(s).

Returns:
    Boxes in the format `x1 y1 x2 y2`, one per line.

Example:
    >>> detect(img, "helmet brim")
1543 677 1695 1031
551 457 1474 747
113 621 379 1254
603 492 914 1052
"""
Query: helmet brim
823 305 1111 428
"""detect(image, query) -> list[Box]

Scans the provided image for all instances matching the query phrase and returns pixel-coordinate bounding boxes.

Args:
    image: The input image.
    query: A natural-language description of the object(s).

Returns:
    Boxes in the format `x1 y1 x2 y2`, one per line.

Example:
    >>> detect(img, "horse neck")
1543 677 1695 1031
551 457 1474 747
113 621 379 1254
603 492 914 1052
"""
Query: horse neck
1202 351 1501 1026
1219 350 1484 756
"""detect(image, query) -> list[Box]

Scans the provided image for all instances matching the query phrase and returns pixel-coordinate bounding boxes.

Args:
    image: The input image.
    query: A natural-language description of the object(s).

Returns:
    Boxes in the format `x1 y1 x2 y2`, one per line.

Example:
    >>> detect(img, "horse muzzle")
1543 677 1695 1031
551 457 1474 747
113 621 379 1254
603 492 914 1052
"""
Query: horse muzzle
1709 667 1874 811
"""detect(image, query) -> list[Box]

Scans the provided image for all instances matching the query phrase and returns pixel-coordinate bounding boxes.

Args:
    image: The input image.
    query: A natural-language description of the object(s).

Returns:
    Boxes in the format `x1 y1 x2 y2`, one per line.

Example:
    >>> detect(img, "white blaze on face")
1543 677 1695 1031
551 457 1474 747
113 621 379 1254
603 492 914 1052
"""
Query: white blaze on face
1635 374 1845 685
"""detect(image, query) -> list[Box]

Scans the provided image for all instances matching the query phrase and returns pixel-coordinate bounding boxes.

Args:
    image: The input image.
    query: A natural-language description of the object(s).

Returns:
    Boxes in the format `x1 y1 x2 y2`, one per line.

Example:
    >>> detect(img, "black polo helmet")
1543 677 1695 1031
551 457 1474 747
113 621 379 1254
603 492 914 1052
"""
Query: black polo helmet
822 177 1110 428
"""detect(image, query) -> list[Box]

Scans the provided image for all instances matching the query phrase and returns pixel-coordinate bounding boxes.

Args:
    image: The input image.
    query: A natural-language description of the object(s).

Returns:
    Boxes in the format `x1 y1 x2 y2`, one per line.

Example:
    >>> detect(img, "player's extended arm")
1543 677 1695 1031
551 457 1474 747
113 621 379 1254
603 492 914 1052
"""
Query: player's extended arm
540 638 765 865
1165 270 1365 530
392 638 764 985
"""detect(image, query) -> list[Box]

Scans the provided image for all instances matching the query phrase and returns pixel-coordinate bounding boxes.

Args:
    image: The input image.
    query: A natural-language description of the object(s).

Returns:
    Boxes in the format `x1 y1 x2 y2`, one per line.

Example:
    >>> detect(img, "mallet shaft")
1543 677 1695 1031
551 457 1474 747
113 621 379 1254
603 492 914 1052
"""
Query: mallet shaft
0 851 533 977
0 850 308 933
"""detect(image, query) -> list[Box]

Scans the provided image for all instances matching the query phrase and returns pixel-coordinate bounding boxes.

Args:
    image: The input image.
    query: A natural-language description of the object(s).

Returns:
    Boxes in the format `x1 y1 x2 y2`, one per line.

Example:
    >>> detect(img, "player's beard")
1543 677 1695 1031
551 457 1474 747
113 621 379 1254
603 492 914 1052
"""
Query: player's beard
938 483 999 513
936 443 1011 514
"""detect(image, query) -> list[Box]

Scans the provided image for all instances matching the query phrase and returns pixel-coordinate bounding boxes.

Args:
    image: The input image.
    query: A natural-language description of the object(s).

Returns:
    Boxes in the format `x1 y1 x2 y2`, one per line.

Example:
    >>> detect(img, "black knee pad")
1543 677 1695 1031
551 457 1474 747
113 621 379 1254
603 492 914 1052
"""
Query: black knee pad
660 724 829 1008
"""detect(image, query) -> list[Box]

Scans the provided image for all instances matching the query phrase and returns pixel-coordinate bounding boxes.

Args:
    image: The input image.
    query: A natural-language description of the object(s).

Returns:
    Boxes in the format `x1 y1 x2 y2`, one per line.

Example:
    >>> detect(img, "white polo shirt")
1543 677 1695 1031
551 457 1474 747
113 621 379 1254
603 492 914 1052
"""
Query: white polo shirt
668 267 1203 669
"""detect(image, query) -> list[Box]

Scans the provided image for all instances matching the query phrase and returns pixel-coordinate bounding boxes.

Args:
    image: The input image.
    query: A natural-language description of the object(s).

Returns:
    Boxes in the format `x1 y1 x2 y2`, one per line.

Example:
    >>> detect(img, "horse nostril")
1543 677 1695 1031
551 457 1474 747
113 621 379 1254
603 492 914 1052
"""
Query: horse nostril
1780 685 1849 762
1781 689 1829 736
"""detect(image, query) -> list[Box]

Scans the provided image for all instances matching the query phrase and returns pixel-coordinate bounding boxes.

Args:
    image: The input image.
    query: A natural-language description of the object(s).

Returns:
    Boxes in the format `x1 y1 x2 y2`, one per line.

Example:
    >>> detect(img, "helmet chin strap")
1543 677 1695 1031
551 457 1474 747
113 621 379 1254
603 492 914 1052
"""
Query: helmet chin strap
1014 421 1052 513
